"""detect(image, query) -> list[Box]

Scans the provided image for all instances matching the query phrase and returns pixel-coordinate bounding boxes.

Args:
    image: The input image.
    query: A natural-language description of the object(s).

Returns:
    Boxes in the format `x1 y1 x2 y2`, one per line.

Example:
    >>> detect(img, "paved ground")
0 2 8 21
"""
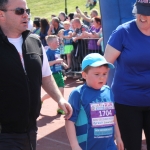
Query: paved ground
37 77 147 150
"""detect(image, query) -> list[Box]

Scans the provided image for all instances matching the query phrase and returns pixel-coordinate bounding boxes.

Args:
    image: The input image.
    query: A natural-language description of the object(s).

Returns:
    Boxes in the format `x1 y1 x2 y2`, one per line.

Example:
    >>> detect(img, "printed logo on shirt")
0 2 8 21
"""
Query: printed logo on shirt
54 53 61 71
94 127 113 138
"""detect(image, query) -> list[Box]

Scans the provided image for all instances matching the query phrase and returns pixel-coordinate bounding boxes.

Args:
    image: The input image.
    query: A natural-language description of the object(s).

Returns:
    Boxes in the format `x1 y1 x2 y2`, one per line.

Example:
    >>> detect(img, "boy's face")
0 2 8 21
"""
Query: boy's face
48 38 59 50
64 24 70 30
82 66 109 89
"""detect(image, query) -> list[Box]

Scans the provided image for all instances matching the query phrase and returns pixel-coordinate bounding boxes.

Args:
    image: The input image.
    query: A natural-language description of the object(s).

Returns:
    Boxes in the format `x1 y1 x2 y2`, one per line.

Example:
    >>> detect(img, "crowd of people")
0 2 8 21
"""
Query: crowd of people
1 0 150 150
28 7 103 75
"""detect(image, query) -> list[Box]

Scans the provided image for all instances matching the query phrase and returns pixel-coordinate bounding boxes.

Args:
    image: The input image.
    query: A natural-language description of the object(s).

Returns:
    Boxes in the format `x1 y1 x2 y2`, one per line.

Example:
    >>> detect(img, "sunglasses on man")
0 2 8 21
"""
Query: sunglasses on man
0 8 30 15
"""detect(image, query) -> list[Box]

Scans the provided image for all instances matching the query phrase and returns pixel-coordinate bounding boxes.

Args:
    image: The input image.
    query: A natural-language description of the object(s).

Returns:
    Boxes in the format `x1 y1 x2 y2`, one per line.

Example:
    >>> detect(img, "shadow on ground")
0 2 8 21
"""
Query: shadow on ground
64 77 84 88
38 113 61 127
37 113 71 150
37 126 71 150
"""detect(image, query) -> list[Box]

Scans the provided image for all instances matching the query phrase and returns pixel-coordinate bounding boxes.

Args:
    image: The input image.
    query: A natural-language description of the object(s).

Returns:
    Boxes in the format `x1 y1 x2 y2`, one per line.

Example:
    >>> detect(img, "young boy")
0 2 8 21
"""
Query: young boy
65 53 124 150
41 35 68 114
63 21 74 73
58 29 67 65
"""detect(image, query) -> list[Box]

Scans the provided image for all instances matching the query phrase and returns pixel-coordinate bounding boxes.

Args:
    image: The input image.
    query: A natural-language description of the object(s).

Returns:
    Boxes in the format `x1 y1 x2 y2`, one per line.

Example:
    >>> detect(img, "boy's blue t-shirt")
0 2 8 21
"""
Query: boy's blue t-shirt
63 29 73 45
46 48 62 73
69 84 117 150
108 20 150 106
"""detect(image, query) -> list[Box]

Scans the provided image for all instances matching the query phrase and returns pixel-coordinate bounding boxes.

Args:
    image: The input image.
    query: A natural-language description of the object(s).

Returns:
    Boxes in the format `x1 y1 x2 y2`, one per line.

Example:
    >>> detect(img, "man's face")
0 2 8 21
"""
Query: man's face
52 19 58 28
90 11 96 18
2 0 29 37
72 21 78 29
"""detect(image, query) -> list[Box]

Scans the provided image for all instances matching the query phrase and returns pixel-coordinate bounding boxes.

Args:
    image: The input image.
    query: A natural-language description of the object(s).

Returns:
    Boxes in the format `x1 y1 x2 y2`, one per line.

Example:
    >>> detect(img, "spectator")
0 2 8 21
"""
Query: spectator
0 0 72 149
76 8 98 23
58 29 66 64
41 35 68 114
82 11 90 27
83 16 103 55
63 21 74 72
28 12 35 32
71 18 89 71
68 12 74 22
51 14 56 20
104 1 150 150
48 17 64 35
72 18 89 42
93 0 97 6
73 12 81 20
85 0 95 7
97 28 104 53
32 17 41 35
58 11 68 22
40 18 49 47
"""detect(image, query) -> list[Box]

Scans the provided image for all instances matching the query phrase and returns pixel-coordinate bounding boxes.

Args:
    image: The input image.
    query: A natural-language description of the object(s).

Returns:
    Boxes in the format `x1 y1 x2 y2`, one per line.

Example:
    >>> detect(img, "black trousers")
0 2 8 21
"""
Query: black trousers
0 130 37 150
115 103 150 150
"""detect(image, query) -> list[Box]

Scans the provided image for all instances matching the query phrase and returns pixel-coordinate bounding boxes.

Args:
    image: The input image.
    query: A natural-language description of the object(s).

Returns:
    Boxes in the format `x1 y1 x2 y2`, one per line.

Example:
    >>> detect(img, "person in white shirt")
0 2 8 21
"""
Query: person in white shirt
0 0 72 150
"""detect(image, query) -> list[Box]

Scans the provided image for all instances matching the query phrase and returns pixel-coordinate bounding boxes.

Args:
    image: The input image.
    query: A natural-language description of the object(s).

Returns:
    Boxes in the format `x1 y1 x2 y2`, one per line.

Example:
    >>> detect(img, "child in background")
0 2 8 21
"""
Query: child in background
58 29 67 65
65 53 124 150
63 21 74 73
41 35 68 114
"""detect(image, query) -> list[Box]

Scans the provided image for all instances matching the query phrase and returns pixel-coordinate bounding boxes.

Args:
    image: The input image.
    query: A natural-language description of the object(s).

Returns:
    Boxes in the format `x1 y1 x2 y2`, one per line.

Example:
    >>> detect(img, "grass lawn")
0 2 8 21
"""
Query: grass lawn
26 0 100 20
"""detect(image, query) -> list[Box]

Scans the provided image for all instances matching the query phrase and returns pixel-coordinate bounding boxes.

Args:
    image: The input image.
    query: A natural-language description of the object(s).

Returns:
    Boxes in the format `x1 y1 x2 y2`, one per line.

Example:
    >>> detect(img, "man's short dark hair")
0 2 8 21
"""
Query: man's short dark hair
52 17 60 24
0 0 8 10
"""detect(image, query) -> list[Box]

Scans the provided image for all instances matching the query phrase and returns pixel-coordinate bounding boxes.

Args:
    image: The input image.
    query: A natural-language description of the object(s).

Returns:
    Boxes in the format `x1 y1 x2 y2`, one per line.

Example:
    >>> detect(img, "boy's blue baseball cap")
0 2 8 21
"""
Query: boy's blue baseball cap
82 53 114 71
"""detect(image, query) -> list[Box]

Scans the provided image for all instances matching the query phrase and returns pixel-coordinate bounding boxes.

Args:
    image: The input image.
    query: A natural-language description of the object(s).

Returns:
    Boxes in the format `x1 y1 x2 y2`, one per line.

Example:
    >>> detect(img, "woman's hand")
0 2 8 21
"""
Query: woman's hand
97 37 103 46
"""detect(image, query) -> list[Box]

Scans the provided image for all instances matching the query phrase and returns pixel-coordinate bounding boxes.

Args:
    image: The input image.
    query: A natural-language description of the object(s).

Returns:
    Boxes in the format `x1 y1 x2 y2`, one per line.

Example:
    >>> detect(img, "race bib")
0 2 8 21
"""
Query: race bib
90 102 115 128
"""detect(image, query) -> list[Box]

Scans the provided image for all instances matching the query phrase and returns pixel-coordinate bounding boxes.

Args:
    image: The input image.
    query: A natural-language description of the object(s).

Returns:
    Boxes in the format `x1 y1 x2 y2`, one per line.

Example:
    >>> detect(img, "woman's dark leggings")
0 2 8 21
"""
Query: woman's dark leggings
115 103 150 150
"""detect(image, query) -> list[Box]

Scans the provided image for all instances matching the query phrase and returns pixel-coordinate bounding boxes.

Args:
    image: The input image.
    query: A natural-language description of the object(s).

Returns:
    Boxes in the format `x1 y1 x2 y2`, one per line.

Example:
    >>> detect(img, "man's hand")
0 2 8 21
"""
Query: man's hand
76 8 82 14
58 98 73 119
49 24 54 30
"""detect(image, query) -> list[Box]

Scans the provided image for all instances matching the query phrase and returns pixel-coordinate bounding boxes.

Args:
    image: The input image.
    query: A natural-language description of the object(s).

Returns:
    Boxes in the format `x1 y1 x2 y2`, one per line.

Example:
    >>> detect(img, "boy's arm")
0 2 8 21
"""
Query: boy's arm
114 115 124 150
65 120 82 150
49 59 63 66
61 62 68 69
63 32 73 39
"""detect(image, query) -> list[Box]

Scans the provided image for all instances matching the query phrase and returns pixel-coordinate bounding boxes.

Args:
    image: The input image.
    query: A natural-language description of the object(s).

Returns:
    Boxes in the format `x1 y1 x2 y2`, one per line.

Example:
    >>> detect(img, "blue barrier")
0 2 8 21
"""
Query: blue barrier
99 0 136 86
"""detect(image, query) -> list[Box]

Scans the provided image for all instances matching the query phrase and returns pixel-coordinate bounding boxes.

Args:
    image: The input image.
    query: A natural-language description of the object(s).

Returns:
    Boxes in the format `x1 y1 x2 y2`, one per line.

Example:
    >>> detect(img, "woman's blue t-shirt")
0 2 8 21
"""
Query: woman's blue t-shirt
108 20 150 106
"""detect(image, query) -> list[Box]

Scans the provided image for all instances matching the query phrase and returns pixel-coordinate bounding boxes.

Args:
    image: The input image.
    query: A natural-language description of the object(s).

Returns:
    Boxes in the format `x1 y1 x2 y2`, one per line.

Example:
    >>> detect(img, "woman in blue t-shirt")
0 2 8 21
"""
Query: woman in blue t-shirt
104 1 150 150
